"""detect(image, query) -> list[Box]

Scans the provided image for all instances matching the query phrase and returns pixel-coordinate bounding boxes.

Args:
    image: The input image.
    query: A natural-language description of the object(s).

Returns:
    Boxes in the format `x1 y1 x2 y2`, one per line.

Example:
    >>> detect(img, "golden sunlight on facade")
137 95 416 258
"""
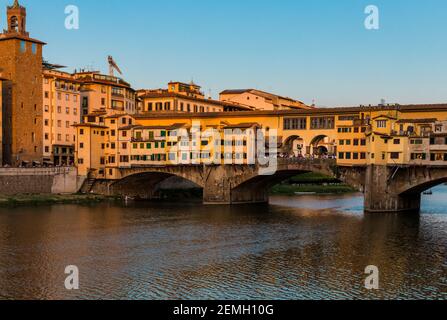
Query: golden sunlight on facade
74 104 447 180
42 67 81 165
137 81 251 114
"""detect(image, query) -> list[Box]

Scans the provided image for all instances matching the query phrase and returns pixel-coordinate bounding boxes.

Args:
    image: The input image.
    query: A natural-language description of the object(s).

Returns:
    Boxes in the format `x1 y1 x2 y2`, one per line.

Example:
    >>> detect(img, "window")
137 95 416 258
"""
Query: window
376 120 387 128
78 159 84 165
310 117 335 129
431 153 444 161
338 152 345 159
120 156 129 163
57 106 62 113
80 129 84 135
284 118 307 130
66 121 70 128
20 41 26 53
101 98 106 106
44 92 49 99
394 139 401 145
57 120 62 127
44 105 49 112
79 143 84 149
410 139 423 145
32 43 37 54
66 107 70 114
390 152 400 160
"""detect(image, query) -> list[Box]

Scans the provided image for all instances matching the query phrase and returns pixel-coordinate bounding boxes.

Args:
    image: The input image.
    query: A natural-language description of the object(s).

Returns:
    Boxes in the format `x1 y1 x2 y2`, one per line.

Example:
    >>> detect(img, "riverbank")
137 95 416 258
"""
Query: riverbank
270 172 357 195
0 194 115 207
270 184 356 195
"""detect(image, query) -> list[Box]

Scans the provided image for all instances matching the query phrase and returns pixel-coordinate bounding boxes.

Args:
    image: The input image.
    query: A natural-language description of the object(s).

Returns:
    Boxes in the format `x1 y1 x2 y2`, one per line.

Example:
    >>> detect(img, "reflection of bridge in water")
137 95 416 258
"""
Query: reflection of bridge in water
86 158 447 213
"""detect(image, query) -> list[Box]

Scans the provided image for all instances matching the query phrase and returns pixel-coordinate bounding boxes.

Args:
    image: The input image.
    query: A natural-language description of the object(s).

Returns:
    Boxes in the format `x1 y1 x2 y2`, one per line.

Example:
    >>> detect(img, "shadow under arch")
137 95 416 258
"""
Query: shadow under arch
400 177 447 196
230 166 343 204
109 171 203 199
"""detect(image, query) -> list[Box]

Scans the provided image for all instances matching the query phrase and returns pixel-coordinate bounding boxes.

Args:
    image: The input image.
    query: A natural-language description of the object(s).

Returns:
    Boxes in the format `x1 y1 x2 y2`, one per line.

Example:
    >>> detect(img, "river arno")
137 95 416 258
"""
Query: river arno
0 187 446 300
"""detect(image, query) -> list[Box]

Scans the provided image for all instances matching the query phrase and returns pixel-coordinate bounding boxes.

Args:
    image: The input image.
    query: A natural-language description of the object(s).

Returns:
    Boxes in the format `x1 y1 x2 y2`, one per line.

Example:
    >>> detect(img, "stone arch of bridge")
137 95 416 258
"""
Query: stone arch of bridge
229 160 343 204
109 169 204 199
398 177 447 196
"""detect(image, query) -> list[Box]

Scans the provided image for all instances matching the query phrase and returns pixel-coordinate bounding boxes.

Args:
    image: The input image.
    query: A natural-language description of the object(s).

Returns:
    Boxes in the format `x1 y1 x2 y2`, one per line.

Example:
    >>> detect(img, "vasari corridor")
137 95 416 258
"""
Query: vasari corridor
0 0 445 310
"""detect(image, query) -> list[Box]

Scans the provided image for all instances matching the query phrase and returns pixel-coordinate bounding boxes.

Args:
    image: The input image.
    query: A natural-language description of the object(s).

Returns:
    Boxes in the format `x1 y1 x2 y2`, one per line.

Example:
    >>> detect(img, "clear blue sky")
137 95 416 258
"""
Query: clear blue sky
2 0 447 107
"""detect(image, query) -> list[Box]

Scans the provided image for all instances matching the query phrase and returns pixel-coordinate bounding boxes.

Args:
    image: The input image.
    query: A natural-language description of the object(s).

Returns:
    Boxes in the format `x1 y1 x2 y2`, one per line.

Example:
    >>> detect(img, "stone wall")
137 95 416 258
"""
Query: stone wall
0 167 83 195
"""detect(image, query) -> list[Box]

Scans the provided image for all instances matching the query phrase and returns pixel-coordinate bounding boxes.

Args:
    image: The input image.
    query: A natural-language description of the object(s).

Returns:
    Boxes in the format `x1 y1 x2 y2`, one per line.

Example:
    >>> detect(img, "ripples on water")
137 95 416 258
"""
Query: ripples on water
0 187 446 300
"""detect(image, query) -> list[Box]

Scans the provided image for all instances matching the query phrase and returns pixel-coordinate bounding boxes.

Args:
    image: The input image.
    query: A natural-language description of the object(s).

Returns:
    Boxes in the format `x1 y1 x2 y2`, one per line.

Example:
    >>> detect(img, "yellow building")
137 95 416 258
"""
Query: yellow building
74 104 447 180
219 89 313 111
365 108 447 166
42 66 81 165
73 71 137 116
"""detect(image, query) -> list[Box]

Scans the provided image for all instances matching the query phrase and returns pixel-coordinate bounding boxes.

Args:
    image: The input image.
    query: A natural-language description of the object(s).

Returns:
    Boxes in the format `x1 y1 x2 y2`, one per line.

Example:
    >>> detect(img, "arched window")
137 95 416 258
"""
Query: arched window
10 16 18 32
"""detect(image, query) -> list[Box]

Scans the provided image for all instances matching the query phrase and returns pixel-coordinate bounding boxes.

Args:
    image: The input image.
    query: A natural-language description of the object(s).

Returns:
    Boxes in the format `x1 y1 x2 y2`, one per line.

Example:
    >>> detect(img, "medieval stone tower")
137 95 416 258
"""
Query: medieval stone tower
0 0 45 165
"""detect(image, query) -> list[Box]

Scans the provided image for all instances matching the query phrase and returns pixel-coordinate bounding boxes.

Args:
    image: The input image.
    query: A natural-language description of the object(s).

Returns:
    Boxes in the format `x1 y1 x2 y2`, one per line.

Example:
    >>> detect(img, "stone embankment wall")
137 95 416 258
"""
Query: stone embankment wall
0 167 83 195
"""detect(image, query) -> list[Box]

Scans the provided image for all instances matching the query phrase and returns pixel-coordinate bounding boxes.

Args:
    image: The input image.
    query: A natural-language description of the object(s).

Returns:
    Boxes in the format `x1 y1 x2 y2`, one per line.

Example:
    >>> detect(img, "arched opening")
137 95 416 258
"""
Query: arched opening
10 16 18 32
231 170 308 203
230 168 353 204
400 177 447 213
110 172 203 201
310 135 336 158
281 135 306 157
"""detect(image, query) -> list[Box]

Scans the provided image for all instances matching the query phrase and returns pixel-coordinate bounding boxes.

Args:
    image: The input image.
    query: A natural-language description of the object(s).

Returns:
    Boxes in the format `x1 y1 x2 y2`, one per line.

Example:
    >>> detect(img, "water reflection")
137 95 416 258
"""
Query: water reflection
0 188 446 300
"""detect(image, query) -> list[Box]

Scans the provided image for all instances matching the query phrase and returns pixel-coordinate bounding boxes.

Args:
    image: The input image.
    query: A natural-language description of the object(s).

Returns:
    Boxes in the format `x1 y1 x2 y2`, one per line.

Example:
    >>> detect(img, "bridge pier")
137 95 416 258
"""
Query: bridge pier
202 165 269 204
364 165 421 213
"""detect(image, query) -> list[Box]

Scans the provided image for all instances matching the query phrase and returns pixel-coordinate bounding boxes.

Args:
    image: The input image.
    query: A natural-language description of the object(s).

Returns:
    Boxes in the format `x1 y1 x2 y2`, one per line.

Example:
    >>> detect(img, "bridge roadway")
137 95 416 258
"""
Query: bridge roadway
88 159 447 213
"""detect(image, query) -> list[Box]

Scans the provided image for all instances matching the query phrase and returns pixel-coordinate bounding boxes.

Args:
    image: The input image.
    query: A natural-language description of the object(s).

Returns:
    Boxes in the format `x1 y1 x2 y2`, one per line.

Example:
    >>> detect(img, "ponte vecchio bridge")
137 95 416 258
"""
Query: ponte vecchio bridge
76 103 447 213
